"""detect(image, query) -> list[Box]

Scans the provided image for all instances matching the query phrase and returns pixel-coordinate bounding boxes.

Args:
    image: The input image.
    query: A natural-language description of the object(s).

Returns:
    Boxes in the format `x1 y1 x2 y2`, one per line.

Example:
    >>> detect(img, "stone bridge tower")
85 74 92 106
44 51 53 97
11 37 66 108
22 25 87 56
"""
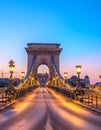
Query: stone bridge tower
25 43 62 80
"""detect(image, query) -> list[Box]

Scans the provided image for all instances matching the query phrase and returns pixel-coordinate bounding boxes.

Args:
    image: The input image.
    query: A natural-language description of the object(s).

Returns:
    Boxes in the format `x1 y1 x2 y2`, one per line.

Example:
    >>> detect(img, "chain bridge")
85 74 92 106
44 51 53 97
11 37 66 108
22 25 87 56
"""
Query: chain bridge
5 43 70 100
3 43 85 102
0 43 101 130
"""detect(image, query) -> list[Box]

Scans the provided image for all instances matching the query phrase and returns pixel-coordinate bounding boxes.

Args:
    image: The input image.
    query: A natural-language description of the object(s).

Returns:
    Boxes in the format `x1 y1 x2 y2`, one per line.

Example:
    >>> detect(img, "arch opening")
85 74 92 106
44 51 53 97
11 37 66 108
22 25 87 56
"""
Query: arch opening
37 65 49 87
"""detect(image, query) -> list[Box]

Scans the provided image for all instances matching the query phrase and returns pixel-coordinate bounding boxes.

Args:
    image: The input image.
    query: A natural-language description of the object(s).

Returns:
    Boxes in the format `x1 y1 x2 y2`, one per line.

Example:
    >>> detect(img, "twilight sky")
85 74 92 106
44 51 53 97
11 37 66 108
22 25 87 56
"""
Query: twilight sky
0 0 101 84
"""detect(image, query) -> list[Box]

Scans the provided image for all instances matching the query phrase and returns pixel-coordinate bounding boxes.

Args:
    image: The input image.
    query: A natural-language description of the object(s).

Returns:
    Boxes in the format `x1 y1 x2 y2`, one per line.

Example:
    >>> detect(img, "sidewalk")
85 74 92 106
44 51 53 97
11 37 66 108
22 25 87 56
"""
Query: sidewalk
0 100 16 112
73 99 101 114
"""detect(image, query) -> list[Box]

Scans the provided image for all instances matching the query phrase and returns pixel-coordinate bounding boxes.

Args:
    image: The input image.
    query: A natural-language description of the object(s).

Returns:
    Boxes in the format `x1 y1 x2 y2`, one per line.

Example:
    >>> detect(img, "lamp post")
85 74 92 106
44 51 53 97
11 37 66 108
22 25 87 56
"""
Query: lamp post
99 75 101 91
75 65 83 92
21 72 25 83
64 72 68 84
55 72 58 86
28 72 32 86
9 60 15 90
31 77 34 86
52 78 55 86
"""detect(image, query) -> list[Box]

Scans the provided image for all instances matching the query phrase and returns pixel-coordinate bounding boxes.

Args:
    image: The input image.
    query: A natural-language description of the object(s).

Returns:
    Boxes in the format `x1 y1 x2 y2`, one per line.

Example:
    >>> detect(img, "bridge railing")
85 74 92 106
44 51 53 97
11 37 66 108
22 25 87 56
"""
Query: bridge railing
0 77 39 105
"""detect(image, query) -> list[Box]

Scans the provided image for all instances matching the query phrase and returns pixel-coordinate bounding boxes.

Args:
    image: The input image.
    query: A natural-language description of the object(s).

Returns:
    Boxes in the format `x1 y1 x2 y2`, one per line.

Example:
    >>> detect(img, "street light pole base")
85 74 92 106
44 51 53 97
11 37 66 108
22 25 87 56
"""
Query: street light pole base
75 86 85 95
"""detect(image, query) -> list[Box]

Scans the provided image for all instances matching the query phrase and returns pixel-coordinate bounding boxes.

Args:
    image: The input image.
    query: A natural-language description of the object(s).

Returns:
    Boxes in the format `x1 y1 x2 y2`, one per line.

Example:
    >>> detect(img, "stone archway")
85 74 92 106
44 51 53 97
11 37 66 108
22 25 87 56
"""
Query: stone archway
25 43 62 80
32 58 54 79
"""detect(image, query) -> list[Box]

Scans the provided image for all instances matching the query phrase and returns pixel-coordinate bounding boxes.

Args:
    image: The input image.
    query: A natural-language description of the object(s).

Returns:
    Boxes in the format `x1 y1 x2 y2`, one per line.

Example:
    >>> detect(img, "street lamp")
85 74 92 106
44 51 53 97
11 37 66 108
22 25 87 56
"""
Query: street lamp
99 75 101 91
55 72 58 86
28 72 32 86
75 65 83 93
9 60 15 90
21 72 25 83
64 72 68 84
31 77 34 85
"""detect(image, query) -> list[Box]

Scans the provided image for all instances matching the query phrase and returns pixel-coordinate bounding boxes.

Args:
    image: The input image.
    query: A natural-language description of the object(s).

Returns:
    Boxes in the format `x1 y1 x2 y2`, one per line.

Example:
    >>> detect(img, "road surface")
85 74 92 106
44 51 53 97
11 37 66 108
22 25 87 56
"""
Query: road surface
0 87 101 130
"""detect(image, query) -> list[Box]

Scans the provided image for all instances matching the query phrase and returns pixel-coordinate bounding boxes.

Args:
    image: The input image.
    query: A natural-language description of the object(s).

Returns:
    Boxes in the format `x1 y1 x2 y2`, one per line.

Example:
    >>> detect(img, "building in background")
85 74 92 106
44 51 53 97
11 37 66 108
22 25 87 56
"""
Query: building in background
67 75 90 88
0 78 21 87
38 72 48 87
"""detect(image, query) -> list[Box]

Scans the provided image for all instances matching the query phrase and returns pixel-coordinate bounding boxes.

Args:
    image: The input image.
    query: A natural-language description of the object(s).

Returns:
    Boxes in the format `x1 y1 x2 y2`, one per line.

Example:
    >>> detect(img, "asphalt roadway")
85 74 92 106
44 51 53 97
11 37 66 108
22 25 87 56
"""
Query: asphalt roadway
0 87 101 130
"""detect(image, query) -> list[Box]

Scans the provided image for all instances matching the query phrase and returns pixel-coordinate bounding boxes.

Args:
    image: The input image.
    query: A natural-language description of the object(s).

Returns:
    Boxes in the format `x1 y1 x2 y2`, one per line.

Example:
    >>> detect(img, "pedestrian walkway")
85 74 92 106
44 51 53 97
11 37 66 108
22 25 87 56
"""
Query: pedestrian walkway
73 99 101 114
0 99 16 112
